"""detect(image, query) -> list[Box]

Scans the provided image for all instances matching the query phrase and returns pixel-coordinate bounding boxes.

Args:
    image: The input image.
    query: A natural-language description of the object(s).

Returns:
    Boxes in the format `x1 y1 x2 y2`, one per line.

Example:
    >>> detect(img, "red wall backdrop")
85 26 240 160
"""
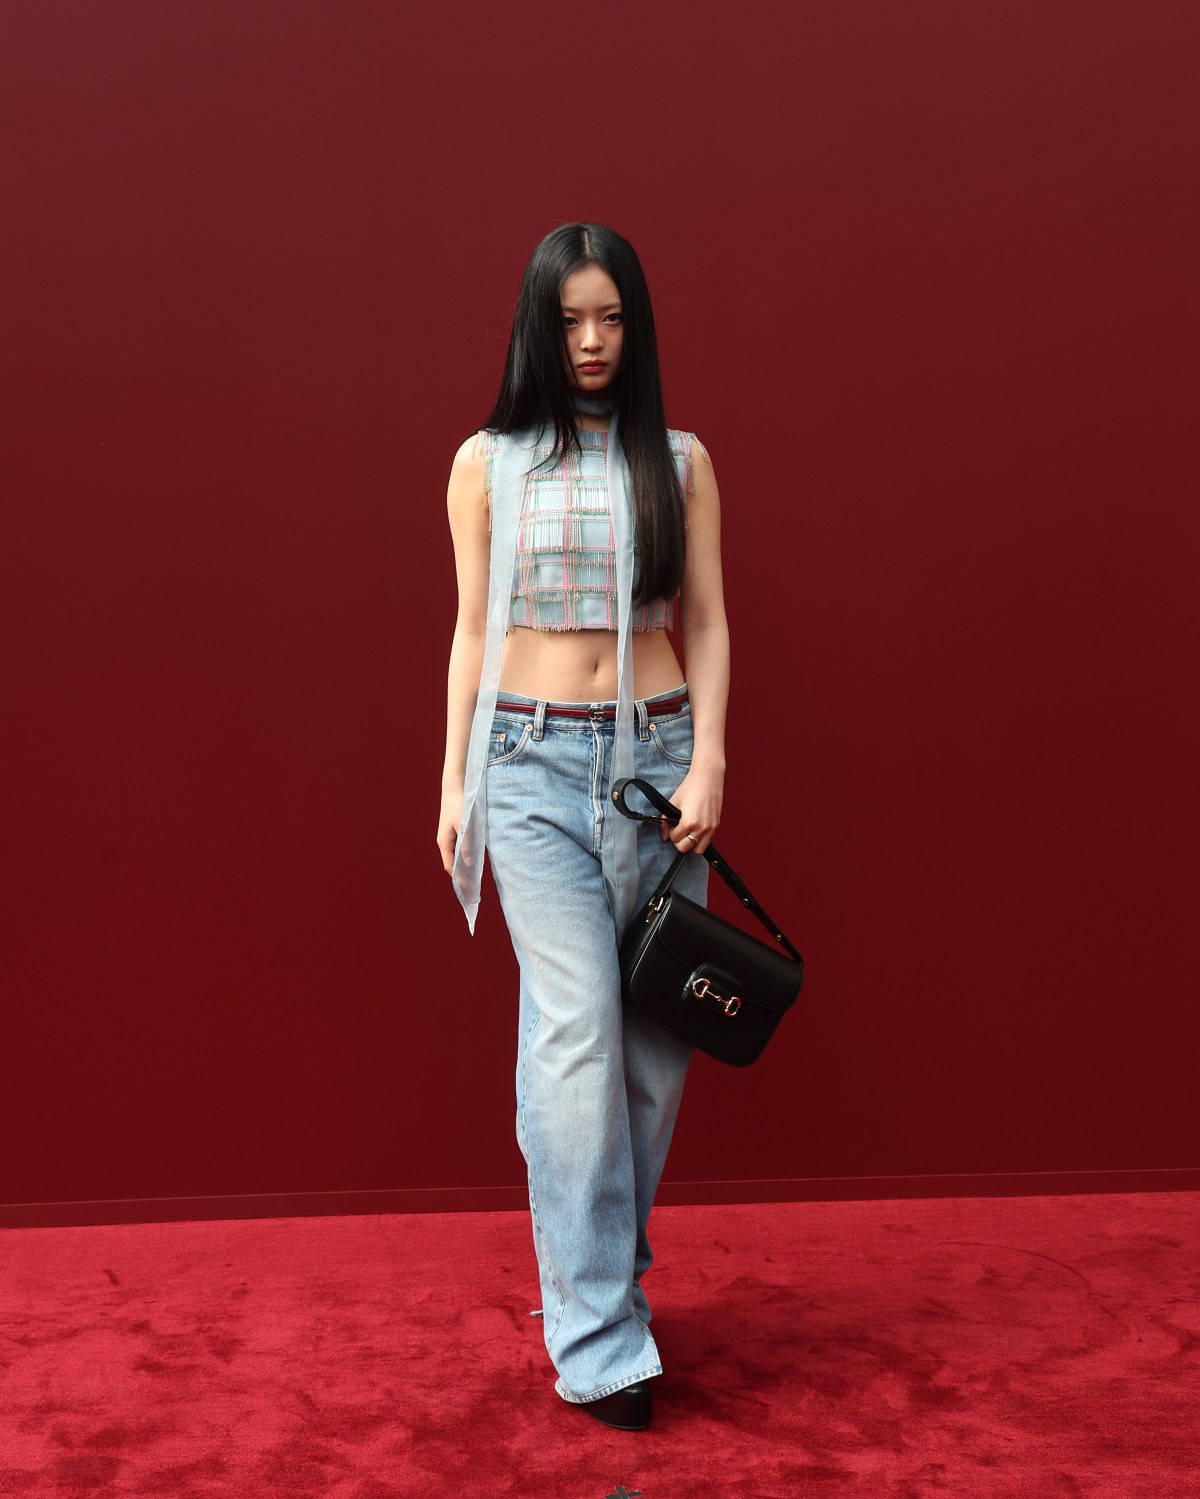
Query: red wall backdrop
3 2 1197 1224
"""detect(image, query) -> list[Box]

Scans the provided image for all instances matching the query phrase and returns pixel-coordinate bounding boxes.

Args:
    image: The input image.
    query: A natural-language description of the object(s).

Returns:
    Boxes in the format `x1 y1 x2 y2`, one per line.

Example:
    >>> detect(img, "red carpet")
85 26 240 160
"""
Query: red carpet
1 1193 1196 1497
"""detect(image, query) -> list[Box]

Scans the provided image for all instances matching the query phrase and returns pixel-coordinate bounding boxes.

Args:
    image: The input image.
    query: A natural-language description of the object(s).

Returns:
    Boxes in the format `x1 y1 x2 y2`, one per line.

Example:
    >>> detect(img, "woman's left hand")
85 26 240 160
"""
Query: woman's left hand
659 765 724 856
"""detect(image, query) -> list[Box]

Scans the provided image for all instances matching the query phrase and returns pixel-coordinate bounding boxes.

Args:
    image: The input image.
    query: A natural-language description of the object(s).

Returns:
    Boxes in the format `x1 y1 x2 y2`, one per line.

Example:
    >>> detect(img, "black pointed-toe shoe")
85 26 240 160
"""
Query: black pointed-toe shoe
577 1380 654 1431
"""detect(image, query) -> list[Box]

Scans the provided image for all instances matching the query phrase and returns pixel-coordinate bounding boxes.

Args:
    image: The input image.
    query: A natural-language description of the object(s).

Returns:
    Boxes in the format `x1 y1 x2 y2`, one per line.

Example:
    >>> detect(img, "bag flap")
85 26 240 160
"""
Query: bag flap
650 893 803 1012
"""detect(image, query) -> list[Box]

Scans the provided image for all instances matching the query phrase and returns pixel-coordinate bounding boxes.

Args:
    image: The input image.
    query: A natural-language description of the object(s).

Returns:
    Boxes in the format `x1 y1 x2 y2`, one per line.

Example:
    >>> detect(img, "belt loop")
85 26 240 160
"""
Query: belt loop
533 700 547 740
635 697 649 740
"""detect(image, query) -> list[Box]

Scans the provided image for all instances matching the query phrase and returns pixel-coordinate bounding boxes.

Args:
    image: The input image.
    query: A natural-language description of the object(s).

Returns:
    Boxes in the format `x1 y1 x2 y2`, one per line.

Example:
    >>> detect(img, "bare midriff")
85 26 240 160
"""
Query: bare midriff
497 625 686 703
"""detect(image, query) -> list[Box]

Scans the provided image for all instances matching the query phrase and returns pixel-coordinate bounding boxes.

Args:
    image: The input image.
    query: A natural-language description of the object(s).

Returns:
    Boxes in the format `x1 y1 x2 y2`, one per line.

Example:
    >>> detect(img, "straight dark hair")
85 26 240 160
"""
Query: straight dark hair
481 222 686 610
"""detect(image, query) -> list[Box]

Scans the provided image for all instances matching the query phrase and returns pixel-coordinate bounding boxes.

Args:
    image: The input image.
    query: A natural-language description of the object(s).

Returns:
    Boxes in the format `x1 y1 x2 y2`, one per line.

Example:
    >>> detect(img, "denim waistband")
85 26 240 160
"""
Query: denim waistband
493 682 688 712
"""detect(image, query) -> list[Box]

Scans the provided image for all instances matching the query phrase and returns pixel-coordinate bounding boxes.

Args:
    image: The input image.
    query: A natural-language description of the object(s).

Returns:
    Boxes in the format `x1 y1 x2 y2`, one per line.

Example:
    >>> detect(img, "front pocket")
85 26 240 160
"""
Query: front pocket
486 719 533 768
648 714 694 768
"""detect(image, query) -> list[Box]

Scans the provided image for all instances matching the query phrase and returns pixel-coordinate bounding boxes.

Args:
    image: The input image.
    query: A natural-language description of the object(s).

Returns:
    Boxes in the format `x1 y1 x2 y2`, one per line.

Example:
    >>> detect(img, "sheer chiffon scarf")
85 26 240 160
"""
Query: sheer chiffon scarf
451 392 640 939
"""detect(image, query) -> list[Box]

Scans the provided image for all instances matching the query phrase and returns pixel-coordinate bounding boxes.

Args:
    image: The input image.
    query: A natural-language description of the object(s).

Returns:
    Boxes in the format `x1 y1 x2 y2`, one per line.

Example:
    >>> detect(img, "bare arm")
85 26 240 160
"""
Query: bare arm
437 433 491 874
664 435 730 855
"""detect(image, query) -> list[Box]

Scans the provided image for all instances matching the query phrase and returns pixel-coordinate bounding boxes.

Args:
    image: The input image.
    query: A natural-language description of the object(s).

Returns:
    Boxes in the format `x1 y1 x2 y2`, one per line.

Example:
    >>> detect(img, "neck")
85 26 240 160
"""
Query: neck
569 388 616 416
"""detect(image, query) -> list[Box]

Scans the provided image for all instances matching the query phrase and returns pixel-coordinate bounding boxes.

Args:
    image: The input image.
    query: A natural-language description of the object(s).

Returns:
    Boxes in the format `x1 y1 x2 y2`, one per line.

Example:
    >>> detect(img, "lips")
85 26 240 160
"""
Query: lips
579 362 607 371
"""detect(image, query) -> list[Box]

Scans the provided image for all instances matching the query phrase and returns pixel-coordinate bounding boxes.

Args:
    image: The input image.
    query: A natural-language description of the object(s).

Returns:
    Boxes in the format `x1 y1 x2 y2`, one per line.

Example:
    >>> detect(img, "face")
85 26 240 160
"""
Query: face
559 265 623 392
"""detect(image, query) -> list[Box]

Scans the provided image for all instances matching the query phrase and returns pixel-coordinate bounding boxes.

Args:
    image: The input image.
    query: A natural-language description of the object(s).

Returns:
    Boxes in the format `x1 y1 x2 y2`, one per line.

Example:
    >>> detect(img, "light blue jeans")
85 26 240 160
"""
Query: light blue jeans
483 682 709 1404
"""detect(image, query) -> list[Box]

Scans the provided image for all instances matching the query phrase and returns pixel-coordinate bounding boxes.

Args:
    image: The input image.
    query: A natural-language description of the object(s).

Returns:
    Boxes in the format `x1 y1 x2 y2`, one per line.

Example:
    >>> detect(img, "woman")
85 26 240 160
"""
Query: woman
436 222 730 1430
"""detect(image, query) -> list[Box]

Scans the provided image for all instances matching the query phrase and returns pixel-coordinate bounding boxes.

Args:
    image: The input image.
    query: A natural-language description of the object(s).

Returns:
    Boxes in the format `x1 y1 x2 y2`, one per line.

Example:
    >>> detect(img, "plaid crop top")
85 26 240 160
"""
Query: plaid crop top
477 425 700 632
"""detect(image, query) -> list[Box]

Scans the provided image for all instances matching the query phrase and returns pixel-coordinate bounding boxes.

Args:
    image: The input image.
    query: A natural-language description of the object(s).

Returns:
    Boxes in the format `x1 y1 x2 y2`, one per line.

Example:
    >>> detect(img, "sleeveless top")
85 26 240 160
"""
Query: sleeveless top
477 426 700 631
453 410 704 938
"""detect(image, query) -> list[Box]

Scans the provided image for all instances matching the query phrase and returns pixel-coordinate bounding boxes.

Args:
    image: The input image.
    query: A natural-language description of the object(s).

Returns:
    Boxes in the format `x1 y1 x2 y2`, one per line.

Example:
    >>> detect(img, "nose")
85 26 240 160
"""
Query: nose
579 318 604 352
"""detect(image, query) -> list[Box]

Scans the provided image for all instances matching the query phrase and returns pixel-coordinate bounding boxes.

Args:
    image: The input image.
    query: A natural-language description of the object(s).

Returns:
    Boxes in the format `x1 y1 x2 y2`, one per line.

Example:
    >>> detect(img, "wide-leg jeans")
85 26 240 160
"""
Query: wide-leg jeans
483 682 710 1404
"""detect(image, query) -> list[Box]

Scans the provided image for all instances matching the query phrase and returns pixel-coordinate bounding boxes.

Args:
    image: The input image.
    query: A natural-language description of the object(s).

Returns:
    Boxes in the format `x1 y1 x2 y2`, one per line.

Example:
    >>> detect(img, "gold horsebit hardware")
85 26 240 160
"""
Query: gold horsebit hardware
691 976 741 1017
642 900 741 1016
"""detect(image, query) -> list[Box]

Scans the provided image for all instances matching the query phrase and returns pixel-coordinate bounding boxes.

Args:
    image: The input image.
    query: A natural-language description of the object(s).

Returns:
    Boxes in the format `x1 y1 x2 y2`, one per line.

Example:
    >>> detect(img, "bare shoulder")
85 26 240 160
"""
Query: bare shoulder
677 429 725 622
687 432 718 505
446 431 489 533
451 431 486 467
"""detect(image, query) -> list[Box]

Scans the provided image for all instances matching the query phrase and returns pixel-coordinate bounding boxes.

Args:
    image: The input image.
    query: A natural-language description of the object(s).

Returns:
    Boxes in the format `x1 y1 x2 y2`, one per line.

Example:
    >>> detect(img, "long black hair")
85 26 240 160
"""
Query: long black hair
481 222 686 609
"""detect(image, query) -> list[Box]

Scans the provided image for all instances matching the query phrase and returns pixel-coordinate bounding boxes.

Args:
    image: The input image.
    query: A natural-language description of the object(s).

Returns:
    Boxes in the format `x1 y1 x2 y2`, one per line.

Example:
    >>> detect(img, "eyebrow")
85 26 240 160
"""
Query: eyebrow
561 302 622 312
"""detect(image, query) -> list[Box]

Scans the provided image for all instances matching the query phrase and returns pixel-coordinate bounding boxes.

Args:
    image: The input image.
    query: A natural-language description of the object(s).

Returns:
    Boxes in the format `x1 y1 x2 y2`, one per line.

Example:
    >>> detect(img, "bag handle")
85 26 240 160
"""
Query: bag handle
612 777 803 963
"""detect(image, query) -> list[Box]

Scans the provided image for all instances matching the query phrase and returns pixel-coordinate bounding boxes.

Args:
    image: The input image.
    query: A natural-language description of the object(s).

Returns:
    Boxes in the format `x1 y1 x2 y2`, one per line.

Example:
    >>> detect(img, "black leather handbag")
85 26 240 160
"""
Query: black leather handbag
612 777 805 1066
